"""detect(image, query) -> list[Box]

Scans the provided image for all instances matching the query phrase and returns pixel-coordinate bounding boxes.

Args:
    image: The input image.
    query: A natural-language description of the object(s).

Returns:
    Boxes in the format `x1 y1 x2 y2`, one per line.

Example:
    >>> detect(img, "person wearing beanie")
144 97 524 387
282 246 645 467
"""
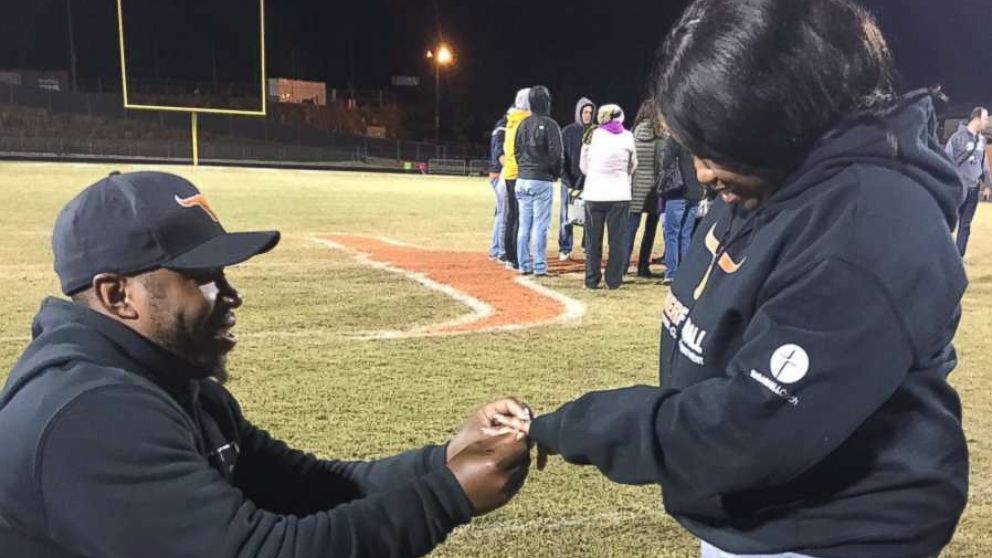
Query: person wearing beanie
579 104 637 290
502 88 532 270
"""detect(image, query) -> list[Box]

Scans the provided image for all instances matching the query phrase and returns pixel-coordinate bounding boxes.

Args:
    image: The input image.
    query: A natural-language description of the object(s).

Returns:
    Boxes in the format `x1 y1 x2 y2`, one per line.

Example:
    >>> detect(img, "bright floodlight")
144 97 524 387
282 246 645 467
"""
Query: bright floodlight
437 44 453 65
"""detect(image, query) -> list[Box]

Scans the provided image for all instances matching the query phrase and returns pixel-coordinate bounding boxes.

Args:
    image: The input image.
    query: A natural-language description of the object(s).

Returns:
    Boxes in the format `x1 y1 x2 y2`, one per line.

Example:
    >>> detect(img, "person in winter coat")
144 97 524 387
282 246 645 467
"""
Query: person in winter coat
559 97 596 260
496 1 969 557
488 115 508 262
580 104 637 290
626 100 668 278
660 138 706 284
502 88 532 270
0 171 533 558
513 86 563 276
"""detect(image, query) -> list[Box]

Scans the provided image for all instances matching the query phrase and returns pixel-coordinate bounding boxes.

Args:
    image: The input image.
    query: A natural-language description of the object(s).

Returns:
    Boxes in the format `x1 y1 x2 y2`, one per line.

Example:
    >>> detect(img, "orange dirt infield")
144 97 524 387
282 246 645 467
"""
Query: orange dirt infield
317 235 586 337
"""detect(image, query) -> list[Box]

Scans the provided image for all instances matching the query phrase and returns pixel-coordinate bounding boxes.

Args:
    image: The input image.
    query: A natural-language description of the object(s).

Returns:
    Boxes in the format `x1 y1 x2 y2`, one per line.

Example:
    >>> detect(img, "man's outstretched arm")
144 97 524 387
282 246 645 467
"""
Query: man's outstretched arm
40 386 529 558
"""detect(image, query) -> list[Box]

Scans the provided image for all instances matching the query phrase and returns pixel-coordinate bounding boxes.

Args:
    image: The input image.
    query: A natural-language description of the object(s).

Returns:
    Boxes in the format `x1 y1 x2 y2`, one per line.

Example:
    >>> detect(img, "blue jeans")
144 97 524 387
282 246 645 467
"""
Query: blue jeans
516 179 554 274
664 199 699 280
489 178 507 258
559 183 574 254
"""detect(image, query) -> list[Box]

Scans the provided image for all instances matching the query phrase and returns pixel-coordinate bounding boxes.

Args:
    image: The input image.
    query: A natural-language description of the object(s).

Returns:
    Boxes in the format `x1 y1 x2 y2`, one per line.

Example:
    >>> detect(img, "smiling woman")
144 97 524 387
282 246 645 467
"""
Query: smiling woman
691 157 769 209
513 1 972 557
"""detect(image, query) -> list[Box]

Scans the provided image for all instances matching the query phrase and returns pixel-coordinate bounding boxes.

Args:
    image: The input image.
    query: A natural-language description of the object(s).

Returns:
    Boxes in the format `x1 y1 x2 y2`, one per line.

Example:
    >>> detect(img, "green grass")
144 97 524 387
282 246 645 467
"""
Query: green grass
1 161 990 557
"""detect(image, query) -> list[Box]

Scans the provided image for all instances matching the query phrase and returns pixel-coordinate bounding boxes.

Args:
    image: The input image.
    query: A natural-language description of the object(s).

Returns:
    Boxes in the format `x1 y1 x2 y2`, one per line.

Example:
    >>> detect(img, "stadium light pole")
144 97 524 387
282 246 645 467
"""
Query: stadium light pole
66 0 78 92
427 44 453 145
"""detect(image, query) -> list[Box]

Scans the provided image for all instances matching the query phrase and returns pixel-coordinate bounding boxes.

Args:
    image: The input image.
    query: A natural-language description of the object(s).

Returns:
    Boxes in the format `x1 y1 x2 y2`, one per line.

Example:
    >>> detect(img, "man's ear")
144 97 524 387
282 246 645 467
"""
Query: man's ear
92 274 139 320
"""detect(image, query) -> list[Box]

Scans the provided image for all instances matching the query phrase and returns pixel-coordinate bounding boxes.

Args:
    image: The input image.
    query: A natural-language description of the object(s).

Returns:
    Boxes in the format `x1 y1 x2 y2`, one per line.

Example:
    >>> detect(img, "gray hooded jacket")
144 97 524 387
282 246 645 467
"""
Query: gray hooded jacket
561 97 596 189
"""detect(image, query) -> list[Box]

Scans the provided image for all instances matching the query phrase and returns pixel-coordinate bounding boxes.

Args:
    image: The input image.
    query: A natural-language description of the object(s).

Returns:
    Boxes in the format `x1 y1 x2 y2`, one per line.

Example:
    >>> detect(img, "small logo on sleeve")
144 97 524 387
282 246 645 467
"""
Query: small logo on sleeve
770 344 809 384
747 344 810 407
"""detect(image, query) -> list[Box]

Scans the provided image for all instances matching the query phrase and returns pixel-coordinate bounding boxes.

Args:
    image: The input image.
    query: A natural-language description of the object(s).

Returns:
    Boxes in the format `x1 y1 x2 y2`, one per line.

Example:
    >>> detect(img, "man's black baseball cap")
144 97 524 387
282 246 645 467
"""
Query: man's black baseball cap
53 171 280 295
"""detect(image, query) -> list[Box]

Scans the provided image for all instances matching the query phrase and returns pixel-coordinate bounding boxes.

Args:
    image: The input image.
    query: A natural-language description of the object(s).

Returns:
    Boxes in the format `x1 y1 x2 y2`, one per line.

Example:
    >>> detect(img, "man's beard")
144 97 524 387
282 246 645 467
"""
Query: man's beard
148 301 230 384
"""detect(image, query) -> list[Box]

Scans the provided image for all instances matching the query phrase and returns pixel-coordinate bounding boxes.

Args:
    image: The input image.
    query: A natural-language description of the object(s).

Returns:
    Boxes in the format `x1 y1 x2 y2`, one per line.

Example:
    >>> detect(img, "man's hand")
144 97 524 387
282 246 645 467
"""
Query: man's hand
447 398 532 462
982 186 991 202
447 434 530 516
492 413 556 471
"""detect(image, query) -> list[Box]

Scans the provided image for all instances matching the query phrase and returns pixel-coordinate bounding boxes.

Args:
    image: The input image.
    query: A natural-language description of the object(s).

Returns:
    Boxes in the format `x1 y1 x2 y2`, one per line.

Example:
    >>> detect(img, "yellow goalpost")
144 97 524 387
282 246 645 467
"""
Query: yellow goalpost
114 0 268 165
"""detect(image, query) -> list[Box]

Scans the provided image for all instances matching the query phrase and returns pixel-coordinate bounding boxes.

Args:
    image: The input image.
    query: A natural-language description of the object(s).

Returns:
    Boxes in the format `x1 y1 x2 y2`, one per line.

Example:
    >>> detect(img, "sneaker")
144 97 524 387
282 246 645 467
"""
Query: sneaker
660 277 674 286
534 271 549 277
505 261 518 270
520 269 534 276
559 252 571 261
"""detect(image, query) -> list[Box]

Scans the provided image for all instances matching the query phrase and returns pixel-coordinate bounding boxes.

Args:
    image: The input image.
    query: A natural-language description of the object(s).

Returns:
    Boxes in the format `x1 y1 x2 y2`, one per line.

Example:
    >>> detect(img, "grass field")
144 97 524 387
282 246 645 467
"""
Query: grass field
1 161 990 557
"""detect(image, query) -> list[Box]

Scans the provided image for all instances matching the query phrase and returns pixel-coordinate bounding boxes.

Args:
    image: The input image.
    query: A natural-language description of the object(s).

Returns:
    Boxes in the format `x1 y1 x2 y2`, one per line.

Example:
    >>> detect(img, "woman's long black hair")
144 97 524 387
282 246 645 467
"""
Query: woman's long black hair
654 0 899 178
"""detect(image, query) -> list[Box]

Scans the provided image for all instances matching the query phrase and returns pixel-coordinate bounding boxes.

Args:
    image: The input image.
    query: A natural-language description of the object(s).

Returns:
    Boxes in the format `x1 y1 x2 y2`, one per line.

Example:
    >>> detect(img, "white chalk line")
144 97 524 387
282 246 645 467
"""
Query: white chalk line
462 510 651 536
0 335 30 343
310 236 586 339
311 237 495 339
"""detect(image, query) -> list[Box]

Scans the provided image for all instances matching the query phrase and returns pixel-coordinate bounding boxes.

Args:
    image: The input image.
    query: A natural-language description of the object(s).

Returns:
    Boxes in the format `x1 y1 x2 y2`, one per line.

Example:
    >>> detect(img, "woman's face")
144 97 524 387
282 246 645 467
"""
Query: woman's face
693 157 775 209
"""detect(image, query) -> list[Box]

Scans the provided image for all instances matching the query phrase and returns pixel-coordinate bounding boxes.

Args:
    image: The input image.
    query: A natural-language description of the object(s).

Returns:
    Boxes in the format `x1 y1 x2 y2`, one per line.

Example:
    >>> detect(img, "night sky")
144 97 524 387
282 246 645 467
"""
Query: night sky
1 0 989 142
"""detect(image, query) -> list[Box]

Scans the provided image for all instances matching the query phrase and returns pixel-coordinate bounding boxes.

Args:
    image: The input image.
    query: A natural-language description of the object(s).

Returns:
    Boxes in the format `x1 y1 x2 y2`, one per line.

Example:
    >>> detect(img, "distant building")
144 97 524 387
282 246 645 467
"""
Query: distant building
267 78 327 105
0 70 70 92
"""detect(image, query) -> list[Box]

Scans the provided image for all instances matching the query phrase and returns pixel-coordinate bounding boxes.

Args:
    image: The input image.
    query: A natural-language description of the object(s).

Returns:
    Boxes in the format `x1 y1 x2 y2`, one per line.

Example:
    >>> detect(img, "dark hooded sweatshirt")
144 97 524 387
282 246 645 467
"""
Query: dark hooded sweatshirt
515 86 563 182
0 298 473 558
561 97 596 190
490 116 508 176
530 97 968 558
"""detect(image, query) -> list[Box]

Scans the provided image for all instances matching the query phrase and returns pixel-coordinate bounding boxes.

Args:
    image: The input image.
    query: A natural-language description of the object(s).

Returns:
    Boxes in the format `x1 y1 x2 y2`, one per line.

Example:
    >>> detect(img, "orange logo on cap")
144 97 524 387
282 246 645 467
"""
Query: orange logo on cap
174 193 219 222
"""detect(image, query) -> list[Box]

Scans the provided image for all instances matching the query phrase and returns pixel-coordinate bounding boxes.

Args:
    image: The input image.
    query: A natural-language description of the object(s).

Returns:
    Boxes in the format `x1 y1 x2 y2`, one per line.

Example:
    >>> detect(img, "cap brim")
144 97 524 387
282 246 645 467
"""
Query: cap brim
162 231 280 271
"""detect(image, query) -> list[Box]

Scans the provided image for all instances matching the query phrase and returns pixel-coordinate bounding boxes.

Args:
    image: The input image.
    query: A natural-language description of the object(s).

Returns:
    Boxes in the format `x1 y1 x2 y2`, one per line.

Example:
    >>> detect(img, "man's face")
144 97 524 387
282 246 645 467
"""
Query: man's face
135 268 241 379
980 110 990 132
581 105 593 126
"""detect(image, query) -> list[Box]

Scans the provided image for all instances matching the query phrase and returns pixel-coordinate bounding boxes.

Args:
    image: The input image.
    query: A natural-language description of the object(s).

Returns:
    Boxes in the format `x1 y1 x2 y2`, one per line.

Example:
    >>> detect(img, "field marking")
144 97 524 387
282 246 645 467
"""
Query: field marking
0 335 30 343
463 510 654 535
313 237 495 339
514 275 586 325
311 235 586 338
239 329 347 340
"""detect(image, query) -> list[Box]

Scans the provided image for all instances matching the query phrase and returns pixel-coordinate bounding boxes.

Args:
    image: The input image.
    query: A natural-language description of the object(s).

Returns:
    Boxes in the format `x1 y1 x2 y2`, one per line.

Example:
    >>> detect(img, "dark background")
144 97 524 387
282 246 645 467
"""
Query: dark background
1 0 989 142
